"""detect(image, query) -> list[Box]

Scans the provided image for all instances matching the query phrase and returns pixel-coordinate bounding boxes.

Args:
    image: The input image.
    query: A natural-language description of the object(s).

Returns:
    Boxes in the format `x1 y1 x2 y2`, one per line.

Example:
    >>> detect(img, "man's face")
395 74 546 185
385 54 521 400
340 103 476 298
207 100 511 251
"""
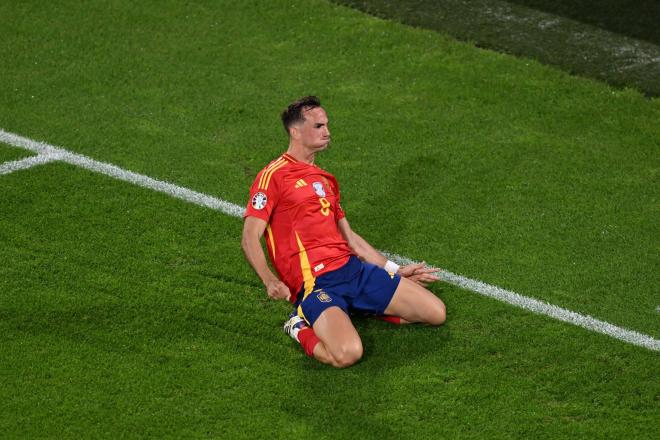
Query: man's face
294 107 331 150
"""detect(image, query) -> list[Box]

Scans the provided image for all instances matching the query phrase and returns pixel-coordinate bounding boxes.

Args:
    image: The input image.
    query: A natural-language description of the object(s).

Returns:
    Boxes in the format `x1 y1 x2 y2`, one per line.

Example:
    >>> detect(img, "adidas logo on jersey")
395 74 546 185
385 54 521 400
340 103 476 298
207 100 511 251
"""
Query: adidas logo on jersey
295 179 308 188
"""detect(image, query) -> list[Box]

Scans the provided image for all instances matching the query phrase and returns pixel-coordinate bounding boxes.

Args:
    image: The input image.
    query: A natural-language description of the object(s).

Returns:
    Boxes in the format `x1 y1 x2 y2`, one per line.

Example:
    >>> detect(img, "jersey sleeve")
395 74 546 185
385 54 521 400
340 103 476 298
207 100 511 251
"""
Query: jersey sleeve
244 168 280 222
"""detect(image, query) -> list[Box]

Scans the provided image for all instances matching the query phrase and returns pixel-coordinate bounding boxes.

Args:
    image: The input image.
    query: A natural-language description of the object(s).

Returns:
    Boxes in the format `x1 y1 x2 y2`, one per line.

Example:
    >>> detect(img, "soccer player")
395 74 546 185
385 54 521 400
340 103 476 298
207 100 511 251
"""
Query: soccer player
241 96 446 368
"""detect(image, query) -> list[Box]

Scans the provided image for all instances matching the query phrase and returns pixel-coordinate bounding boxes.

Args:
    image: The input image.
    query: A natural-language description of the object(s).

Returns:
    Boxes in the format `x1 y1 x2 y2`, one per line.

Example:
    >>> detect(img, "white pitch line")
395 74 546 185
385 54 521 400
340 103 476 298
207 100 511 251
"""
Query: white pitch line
0 129 244 218
384 252 659 351
1 128 658 352
0 154 57 175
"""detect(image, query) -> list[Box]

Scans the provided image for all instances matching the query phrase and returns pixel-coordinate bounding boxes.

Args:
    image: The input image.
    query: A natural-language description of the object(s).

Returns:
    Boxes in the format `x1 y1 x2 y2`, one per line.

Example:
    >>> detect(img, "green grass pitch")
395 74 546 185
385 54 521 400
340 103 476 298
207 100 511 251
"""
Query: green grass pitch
0 143 33 163
0 0 658 438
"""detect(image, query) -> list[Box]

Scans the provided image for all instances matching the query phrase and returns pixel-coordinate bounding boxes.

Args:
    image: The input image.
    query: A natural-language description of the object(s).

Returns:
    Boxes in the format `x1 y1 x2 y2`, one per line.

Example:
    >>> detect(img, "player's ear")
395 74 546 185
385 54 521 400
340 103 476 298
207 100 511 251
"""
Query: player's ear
289 124 301 140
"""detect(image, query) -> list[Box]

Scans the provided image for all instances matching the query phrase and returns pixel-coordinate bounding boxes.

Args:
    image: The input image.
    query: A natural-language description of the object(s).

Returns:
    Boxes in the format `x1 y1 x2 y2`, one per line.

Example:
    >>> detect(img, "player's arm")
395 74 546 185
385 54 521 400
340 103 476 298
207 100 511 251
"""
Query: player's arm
241 216 291 301
337 217 387 266
337 217 441 286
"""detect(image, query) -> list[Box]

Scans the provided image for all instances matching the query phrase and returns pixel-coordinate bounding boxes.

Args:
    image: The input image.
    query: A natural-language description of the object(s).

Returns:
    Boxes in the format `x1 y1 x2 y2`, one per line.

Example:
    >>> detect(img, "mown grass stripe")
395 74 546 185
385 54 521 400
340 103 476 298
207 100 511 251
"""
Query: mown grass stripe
1 127 657 352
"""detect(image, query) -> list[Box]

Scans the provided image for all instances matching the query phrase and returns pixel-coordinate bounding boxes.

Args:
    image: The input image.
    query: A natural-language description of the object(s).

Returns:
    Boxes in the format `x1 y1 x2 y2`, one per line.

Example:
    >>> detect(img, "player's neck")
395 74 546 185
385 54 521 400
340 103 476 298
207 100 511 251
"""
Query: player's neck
286 145 316 165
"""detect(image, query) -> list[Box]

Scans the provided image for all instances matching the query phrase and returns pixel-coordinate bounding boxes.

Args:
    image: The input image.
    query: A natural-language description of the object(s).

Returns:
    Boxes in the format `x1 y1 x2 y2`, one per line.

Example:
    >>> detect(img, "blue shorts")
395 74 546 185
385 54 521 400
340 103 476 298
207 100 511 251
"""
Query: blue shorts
294 256 402 326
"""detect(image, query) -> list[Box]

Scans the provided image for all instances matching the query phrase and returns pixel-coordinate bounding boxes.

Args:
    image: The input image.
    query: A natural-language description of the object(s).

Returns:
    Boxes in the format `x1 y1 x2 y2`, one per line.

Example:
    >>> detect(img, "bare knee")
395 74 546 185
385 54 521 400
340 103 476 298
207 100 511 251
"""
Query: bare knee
331 340 363 368
428 301 446 326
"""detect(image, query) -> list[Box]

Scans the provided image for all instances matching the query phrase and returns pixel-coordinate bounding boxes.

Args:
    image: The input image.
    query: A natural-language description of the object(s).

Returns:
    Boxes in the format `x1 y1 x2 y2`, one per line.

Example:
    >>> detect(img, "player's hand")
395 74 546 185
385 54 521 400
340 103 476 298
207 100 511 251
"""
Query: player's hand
266 279 291 301
398 261 441 287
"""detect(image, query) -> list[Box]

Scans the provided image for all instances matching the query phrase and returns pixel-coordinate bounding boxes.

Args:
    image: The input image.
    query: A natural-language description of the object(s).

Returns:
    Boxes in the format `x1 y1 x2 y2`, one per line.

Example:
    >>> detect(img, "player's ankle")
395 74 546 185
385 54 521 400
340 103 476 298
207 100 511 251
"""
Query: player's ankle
297 327 320 357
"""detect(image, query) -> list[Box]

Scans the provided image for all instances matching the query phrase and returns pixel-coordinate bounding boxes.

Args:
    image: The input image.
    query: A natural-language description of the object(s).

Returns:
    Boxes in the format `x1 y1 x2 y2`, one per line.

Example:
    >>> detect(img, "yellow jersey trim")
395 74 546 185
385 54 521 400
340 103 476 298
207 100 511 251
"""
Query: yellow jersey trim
266 224 275 258
260 159 288 190
295 231 316 299
258 157 285 189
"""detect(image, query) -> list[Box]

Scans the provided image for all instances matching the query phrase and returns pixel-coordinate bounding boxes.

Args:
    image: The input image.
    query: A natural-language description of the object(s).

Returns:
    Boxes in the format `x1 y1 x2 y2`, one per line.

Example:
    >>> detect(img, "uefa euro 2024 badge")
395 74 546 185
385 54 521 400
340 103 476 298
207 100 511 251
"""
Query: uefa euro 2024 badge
251 192 267 210
312 182 326 197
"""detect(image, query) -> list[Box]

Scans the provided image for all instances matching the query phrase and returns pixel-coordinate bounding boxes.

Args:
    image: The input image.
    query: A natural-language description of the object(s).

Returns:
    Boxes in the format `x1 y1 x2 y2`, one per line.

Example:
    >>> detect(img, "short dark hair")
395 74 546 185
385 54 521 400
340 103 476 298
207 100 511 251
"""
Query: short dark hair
281 96 321 135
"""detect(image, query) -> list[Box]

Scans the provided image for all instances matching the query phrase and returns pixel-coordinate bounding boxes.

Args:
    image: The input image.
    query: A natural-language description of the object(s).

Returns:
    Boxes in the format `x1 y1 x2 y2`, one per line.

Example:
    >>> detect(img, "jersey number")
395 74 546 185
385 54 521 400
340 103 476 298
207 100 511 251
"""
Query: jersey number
319 197 331 216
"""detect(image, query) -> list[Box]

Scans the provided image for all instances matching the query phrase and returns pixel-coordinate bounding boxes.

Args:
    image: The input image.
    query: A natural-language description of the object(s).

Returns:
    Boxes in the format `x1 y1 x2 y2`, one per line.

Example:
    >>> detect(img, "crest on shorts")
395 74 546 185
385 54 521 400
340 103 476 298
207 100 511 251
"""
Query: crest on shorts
312 182 326 197
316 290 332 303
251 192 267 210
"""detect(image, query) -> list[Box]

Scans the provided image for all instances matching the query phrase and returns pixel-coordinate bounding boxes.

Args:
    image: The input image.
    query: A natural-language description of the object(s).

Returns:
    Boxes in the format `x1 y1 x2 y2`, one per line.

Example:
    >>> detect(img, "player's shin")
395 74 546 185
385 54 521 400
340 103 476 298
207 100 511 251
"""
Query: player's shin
298 327 320 357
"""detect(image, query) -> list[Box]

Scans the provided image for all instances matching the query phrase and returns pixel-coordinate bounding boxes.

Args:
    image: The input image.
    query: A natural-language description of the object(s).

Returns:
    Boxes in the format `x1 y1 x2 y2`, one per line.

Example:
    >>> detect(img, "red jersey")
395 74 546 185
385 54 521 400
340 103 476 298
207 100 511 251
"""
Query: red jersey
244 153 354 303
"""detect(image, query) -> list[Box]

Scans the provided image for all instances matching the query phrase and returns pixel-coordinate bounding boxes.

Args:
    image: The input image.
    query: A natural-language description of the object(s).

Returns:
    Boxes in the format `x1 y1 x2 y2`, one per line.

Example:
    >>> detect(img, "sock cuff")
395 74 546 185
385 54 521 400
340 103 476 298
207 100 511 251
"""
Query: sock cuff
298 328 320 357
376 315 402 325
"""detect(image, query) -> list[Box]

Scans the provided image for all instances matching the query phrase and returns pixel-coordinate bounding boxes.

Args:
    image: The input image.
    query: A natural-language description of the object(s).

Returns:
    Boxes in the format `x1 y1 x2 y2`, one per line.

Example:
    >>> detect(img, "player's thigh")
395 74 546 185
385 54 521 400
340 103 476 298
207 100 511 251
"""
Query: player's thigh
384 277 446 325
312 306 363 364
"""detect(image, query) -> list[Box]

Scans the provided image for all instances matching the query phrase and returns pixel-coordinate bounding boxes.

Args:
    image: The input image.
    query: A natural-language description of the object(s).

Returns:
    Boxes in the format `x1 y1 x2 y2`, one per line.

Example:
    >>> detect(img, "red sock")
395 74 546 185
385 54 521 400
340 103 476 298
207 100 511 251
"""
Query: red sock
375 315 402 325
297 328 320 357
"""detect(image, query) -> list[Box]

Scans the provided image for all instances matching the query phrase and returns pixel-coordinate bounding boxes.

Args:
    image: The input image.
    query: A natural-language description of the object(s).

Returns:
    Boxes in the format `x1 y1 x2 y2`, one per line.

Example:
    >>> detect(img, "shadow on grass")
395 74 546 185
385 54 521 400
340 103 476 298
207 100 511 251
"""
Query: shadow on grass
286 318 451 438
507 0 660 45
332 0 660 96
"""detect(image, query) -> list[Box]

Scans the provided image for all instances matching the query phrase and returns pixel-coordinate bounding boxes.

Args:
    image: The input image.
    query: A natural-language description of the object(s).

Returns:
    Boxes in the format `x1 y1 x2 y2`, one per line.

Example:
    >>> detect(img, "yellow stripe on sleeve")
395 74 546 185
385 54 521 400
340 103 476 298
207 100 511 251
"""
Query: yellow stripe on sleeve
262 160 288 190
258 158 284 189
266 224 275 258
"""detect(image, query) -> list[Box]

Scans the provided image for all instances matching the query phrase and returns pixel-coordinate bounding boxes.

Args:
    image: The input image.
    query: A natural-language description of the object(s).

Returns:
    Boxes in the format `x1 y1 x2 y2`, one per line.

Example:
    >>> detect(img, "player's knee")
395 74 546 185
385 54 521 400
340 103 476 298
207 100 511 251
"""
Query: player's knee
332 341 363 368
428 301 446 326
